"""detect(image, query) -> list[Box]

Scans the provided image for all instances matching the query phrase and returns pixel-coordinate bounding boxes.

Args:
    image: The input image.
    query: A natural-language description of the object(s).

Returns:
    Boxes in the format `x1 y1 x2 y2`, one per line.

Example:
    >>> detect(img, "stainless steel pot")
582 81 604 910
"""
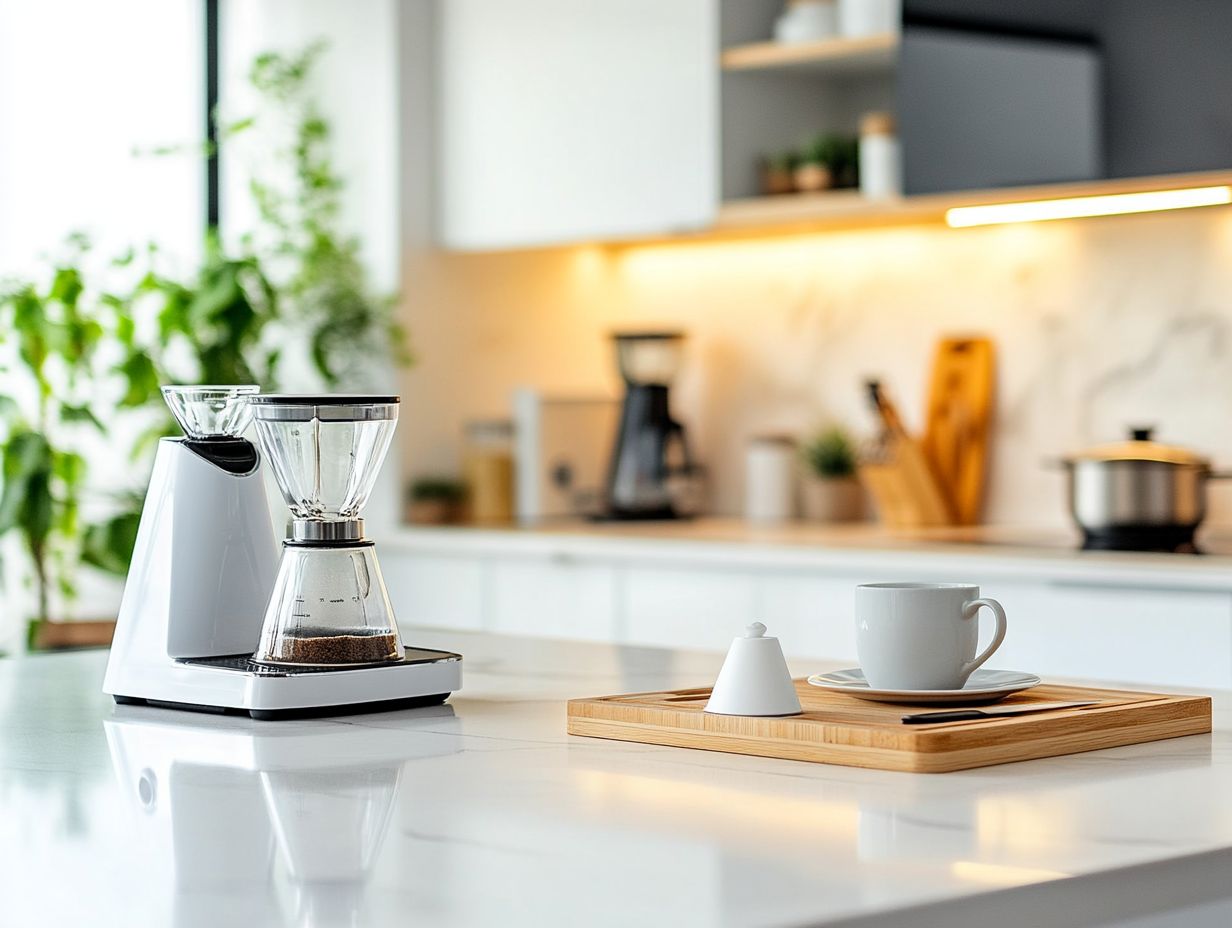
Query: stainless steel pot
1059 428 1228 551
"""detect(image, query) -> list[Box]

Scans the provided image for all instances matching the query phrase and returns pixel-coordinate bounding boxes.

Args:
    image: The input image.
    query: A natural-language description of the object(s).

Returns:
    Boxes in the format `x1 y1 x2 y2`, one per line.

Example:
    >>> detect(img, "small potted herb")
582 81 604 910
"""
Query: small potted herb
405 477 467 525
800 426 864 522
760 150 800 195
823 133 860 189
792 139 834 193
795 134 860 193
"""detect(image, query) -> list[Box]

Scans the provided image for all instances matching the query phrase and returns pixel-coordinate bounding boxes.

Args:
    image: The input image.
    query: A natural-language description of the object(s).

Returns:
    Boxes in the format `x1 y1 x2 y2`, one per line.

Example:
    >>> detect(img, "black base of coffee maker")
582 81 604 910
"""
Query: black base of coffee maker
1080 525 1200 554
591 506 690 522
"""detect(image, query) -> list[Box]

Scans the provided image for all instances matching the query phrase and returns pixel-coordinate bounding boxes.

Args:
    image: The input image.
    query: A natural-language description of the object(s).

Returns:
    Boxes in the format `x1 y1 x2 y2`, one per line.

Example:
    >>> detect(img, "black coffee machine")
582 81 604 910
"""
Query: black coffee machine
603 332 696 519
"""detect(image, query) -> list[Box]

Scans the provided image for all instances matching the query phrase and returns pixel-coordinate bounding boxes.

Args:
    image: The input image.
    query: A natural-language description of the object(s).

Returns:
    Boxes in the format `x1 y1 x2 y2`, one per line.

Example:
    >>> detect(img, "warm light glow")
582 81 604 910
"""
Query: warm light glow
976 796 1077 854
945 185 1232 228
951 860 1070 887
574 769 859 840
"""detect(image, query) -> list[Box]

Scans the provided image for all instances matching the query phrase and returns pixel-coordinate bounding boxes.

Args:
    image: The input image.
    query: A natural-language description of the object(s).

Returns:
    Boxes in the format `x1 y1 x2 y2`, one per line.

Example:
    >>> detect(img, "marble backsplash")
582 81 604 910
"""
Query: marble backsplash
401 205 1232 528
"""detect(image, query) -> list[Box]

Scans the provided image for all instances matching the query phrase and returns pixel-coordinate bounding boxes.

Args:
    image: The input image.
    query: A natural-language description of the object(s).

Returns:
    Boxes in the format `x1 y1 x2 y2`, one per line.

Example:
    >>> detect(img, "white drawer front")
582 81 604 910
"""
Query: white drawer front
754 574 860 664
490 558 618 642
1000 584 1232 689
623 566 759 651
382 552 486 631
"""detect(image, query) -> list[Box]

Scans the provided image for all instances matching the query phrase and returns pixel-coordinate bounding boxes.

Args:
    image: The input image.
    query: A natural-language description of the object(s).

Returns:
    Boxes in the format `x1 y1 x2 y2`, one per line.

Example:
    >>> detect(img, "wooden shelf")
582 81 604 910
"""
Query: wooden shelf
607 170 1232 247
721 33 898 75
717 189 890 229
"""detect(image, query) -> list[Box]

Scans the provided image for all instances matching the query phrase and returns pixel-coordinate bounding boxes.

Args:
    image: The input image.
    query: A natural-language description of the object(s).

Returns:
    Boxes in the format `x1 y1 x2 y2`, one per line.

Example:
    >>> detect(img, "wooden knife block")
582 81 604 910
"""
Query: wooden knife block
859 434 953 528
860 336 995 528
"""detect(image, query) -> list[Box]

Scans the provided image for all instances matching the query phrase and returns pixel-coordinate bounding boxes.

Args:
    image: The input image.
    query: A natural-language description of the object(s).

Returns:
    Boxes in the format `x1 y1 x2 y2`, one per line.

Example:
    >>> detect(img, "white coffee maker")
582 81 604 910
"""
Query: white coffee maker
103 385 462 719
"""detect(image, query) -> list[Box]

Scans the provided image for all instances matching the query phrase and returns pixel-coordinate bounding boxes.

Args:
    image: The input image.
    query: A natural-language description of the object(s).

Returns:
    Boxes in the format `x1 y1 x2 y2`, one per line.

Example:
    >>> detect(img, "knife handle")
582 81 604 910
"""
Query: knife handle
901 709 985 724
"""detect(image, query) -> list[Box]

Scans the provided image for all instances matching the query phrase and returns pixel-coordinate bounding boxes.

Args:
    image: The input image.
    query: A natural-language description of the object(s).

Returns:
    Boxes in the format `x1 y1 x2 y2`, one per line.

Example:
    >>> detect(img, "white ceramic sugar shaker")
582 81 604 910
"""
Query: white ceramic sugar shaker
704 622 803 717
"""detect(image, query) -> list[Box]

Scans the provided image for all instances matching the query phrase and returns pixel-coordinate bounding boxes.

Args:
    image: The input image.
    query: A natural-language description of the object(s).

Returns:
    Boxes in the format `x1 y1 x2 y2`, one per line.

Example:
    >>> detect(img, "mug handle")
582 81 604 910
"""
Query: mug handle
960 598 1008 681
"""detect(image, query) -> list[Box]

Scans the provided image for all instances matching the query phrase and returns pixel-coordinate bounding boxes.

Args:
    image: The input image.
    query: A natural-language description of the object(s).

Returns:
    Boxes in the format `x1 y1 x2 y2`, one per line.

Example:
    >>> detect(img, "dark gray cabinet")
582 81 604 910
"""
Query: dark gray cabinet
900 0 1232 195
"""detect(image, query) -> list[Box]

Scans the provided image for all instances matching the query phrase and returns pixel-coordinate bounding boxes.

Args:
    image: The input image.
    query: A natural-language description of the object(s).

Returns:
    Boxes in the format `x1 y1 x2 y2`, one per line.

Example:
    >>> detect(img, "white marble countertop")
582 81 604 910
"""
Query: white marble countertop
5 630 1232 928
387 519 1232 591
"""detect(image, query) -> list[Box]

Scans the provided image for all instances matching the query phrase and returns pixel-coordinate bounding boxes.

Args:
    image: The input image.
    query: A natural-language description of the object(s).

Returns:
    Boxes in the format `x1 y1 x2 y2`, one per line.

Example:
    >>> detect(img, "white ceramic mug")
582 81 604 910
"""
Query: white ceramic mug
855 582 1007 690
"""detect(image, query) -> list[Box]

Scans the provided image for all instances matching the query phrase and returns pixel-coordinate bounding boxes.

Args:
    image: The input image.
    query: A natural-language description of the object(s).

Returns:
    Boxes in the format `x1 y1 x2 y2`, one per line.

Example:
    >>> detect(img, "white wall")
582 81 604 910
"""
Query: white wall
0 1 203 275
220 0 399 293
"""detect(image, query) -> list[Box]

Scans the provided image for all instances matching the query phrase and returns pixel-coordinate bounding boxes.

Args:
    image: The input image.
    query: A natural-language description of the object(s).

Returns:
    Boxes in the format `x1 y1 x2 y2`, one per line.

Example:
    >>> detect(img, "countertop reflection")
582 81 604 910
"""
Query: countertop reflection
3 629 1232 928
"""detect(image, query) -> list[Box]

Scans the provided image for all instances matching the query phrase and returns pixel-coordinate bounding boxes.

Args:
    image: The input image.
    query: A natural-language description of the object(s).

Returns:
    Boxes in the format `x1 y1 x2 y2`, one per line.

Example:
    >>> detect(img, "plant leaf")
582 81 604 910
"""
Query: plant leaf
82 507 143 576
0 430 50 529
49 266 84 308
116 351 161 408
0 430 55 545
60 404 106 433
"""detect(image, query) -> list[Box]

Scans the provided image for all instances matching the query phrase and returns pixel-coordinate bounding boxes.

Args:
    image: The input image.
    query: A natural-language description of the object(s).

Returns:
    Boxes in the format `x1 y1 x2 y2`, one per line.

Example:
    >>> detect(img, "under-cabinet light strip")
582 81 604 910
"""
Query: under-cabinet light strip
945 185 1232 228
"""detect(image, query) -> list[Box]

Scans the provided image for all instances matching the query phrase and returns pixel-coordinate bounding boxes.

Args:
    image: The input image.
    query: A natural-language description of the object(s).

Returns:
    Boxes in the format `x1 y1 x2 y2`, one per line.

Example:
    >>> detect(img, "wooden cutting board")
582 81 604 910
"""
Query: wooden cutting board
921 337 995 525
567 681 1210 773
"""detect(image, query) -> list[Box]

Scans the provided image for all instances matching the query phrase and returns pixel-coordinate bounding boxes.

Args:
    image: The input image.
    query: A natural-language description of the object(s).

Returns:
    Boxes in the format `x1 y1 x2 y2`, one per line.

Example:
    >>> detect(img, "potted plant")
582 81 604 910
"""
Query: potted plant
800 426 864 522
405 477 467 525
760 150 799 195
825 134 860 189
795 134 860 193
0 246 133 648
792 139 834 193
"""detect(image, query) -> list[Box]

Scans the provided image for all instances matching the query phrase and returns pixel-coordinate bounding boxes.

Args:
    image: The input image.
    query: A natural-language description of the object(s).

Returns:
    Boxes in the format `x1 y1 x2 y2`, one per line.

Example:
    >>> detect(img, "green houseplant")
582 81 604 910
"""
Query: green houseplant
793 139 834 193
794 133 859 193
800 426 864 522
0 242 117 632
405 477 467 525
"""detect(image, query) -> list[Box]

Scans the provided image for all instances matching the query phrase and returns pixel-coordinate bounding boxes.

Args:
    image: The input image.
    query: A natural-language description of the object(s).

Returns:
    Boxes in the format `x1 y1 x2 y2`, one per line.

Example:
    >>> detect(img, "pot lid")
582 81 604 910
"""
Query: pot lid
1072 427 1209 467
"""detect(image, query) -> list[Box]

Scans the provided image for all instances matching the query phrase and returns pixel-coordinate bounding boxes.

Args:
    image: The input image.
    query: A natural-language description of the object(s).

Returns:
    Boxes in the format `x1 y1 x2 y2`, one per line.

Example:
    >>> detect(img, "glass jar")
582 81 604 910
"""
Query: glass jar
463 419 515 524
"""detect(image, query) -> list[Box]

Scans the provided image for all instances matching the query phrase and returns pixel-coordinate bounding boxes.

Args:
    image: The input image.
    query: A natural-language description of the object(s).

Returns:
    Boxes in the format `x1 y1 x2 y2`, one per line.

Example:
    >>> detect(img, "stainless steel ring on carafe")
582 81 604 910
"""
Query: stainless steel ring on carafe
248 394 406 666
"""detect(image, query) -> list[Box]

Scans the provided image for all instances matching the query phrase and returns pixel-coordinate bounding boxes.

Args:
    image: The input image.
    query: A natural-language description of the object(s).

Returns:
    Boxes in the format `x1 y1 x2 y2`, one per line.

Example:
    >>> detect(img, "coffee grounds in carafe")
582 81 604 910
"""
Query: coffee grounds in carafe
266 629 400 665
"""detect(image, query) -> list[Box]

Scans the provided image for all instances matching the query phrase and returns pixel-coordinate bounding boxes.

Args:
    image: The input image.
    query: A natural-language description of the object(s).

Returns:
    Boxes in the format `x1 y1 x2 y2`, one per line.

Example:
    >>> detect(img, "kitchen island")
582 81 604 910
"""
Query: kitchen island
3 630 1231 928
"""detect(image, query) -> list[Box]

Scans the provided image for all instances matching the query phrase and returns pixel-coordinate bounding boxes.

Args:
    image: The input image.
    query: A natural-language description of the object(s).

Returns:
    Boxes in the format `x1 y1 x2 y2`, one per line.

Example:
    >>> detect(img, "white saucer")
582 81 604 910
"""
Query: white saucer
806 668 1042 706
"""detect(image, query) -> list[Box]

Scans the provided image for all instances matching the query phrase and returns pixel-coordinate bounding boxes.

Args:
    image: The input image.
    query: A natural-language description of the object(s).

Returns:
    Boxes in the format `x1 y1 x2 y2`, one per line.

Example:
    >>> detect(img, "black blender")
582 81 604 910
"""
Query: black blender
602 332 697 519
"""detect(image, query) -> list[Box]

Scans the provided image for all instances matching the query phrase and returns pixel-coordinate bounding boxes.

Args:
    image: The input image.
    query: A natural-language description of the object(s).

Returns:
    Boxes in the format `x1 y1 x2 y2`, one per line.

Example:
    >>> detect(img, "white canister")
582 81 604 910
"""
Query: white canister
838 0 900 38
774 0 838 45
745 436 797 523
859 111 901 200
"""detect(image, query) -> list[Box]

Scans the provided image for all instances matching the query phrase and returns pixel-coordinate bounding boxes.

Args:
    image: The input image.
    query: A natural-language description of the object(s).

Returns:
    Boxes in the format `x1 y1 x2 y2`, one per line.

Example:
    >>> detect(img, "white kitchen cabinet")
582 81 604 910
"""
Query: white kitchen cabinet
436 0 718 250
622 565 759 651
383 551 487 631
1004 583 1232 690
754 573 861 662
489 556 619 642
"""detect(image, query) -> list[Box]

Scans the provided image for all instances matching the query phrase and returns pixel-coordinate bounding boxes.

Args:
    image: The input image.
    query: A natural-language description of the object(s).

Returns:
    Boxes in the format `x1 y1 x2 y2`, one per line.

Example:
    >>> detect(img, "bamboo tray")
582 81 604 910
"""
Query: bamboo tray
567 681 1211 773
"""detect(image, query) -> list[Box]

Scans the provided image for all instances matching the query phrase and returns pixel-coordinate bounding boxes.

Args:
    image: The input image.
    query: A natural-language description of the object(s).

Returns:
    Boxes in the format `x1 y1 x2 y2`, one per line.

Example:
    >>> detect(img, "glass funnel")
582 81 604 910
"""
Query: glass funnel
613 332 684 386
249 394 404 667
162 385 259 438
250 395 399 523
